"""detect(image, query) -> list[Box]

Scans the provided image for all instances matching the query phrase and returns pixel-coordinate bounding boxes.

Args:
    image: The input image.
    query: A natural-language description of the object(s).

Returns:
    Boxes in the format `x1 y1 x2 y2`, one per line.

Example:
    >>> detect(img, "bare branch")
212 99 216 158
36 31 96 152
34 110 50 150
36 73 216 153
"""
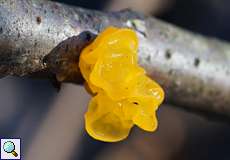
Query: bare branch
0 0 230 119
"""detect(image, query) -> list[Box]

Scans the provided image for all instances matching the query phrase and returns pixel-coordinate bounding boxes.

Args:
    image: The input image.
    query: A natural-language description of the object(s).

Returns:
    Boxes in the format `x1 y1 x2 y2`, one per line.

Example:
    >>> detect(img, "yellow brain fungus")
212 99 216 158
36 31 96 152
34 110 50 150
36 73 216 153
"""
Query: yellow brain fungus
79 26 164 142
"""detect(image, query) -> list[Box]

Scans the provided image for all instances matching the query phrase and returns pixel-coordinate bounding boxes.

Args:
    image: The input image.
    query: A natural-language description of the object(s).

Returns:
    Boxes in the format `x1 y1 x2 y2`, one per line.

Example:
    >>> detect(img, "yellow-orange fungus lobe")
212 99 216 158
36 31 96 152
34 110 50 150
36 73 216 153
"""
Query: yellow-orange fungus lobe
79 26 165 142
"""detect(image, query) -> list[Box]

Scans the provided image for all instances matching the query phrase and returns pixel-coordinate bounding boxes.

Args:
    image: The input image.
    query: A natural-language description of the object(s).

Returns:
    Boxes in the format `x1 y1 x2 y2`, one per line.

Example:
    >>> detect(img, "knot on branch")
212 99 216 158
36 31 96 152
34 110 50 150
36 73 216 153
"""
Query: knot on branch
43 31 96 84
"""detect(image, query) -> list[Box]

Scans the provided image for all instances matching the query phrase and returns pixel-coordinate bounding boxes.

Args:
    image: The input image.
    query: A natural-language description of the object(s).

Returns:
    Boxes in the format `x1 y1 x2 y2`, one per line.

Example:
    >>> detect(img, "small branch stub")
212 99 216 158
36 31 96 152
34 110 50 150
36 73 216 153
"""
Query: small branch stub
43 31 96 84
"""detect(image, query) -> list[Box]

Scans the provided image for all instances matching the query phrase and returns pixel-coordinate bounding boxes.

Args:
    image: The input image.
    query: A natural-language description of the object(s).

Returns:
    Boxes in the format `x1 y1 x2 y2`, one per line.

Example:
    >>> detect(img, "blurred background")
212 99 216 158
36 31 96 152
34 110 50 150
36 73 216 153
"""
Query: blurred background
1 0 230 159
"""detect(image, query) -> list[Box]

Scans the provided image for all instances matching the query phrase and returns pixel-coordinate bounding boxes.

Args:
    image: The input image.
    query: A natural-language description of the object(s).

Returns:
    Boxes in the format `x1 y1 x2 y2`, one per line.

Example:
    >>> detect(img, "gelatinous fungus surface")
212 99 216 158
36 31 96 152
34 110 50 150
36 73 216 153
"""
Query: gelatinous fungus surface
79 27 164 142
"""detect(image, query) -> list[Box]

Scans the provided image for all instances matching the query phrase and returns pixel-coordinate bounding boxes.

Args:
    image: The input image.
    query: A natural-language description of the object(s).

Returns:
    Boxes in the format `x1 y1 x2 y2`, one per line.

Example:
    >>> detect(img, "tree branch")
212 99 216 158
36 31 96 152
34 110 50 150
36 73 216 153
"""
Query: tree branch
0 0 230 119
